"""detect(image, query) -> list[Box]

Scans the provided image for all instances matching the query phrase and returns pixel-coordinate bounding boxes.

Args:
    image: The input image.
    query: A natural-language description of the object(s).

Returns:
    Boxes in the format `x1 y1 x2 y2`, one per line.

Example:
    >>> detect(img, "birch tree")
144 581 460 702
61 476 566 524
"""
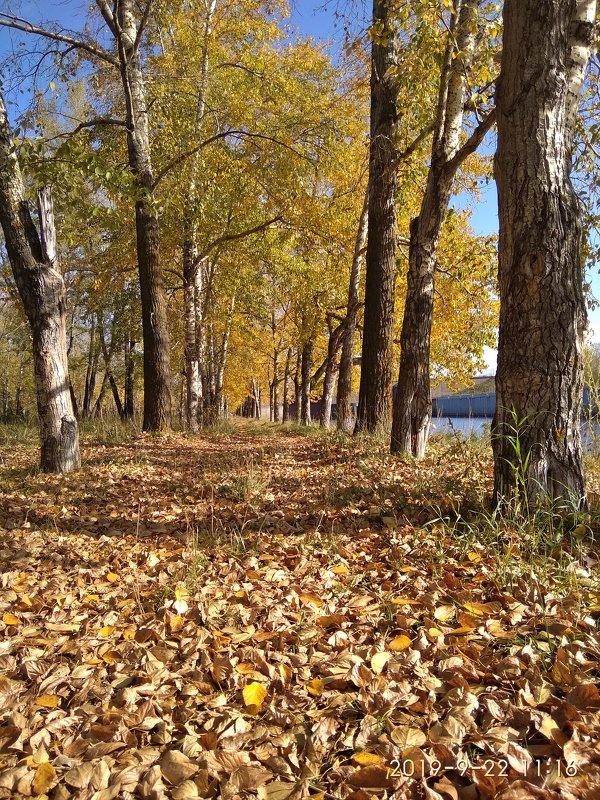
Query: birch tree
0 1 173 432
0 93 80 472
493 0 597 507
391 0 496 458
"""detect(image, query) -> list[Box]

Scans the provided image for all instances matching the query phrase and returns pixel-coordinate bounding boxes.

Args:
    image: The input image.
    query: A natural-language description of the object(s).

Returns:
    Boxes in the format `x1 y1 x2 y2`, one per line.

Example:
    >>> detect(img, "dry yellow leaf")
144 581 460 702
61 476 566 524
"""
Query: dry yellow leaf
106 572 119 583
352 752 384 766
434 605 455 622
242 681 267 708
428 627 444 638
168 614 185 633
101 650 121 664
467 551 482 563
306 678 324 697
299 591 323 607
2 612 20 625
370 651 392 674
33 762 57 794
388 635 412 652
35 694 60 709
391 596 421 605
330 566 349 575
99 625 114 637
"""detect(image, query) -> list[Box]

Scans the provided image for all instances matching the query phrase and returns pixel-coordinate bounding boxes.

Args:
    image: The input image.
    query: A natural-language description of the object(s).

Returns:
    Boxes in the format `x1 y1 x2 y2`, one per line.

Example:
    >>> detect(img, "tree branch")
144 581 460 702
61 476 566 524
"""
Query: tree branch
196 216 282 263
152 130 313 189
95 0 118 36
396 122 435 162
134 0 154 52
0 13 119 66
445 108 496 175
45 117 129 142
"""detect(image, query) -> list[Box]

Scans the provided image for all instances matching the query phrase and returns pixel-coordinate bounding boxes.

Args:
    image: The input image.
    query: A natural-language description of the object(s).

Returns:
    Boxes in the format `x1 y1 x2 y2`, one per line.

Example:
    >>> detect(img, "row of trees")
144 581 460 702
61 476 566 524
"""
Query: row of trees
0 0 598 508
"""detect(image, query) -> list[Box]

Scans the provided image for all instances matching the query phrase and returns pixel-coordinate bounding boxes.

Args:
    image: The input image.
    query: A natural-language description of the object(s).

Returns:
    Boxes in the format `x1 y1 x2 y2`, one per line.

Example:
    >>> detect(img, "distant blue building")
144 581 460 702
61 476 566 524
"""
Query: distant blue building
430 385 597 418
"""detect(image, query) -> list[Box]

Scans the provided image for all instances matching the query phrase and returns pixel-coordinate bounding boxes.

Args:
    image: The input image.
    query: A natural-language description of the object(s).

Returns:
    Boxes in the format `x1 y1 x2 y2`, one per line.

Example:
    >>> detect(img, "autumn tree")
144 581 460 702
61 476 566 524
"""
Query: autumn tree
492 0 597 507
0 93 80 472
391 0 496 457
0 2 173 432
354 0 401 433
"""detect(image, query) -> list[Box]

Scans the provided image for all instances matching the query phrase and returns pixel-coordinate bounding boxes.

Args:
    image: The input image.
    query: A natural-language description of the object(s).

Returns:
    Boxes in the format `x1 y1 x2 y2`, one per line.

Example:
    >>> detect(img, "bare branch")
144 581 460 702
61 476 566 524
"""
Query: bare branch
134 0 154 52
152 130 313 189
45 117 129 142
0 13 118 66
445 108 496 174
196 216 282 263
95 0 118 36
396 122 435 162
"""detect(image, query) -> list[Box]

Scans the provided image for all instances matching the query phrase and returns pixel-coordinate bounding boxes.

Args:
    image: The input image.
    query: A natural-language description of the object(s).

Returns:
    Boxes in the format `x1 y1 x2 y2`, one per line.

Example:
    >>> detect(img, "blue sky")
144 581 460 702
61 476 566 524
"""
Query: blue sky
2 0 598 372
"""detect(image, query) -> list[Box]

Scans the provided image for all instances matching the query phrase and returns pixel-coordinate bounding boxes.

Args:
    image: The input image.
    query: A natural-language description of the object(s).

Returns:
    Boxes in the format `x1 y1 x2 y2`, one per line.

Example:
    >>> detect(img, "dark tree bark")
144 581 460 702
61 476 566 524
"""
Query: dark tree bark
82 315 99 419
354 0 400 434
300 340 313 426
392 0 495 458
282 347 292 422
337 190 368 433
98 315 125 419
124 337 135 418
492 0 596 507
0 96 80 472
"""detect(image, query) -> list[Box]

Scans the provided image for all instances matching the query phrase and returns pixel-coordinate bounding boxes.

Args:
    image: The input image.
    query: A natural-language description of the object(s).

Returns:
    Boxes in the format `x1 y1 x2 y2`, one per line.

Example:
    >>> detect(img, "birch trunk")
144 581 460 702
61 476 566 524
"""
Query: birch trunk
492 0 595 507
354 0 400 434
0 97 80 472
117 0 171 431
392 0 487 458
182 0 215 430
300 340 313 426
320 338 339 429
337 190 368 433
183 240 200 431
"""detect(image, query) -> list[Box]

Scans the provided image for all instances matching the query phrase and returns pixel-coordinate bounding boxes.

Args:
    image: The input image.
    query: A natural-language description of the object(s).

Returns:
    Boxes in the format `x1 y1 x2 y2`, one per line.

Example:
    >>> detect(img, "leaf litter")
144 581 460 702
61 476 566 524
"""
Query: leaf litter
1 427 600 799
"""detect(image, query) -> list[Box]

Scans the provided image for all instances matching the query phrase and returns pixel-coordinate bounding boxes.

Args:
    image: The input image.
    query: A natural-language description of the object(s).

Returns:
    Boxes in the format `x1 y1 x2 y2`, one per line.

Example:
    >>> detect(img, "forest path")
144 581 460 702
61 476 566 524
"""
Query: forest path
0 423 599 799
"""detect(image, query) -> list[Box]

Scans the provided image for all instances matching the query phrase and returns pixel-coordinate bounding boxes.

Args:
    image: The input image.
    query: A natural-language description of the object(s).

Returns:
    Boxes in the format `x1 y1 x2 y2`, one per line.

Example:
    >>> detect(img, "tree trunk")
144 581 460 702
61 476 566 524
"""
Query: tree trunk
183 240 200 432
215 292 235 417
182 1 214 431
337 189 368 433
492 0 595 508
294 349 302 422
98 316 124 419
0 99 80 472
320 335 339 429
82 315 98 419
300 340 313 426
354 0 400 434
124 337 135 418
93 370 109 418
392 0 492 458
282 347 292 423
117 0 171 431
320 317 344 428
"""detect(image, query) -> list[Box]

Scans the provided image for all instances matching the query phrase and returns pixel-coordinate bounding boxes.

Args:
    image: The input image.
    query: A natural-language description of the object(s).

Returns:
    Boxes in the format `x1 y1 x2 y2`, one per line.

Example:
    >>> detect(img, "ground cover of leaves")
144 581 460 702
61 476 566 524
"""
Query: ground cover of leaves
1 422 600 800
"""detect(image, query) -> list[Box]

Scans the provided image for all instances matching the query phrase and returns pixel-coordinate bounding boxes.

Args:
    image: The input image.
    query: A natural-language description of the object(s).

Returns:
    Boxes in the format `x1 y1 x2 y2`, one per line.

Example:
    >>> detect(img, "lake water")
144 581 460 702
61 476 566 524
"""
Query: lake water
432 416 600 454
